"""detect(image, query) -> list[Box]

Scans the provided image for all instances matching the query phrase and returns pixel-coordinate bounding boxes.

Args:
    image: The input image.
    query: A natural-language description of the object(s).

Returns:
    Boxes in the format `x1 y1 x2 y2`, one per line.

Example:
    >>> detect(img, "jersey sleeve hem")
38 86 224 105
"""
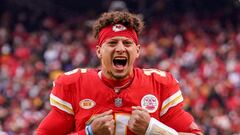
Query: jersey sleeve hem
160 90 183 116
50 93 74 115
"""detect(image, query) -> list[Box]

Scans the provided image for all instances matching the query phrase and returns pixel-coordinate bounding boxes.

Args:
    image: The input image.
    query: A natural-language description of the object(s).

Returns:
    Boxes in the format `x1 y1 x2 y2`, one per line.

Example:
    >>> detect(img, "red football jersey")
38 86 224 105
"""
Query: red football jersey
50 68 199 134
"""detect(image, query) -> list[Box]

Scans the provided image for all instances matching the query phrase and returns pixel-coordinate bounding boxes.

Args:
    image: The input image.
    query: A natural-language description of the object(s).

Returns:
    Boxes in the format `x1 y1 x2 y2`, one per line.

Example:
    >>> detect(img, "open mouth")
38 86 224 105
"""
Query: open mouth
113 57 128 70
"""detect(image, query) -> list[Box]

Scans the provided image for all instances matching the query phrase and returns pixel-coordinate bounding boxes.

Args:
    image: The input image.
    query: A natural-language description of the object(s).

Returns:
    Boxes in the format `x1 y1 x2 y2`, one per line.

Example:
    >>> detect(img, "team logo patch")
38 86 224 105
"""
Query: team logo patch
112 24 127 32
141 94 158 113
79 99 95 109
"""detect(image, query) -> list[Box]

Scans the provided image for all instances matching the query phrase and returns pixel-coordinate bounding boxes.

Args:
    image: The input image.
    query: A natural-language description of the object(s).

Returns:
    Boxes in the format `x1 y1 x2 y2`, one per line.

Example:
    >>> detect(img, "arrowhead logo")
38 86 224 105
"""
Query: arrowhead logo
112 24 127 32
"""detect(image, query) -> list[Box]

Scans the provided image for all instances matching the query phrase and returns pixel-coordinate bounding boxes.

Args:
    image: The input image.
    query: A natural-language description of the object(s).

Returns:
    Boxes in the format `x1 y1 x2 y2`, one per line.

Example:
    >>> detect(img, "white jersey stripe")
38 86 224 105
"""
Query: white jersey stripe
50 93 74 115
160 90 183 116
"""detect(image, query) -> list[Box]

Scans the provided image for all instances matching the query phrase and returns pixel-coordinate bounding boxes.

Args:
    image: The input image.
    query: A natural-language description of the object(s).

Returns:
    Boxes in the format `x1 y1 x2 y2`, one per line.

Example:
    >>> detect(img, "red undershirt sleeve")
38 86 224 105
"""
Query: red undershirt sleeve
158 72 202 134
36 109 75 135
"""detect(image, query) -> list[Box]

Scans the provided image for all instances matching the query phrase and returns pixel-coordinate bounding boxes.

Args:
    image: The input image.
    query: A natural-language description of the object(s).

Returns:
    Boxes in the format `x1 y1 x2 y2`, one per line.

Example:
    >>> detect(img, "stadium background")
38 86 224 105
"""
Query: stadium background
0 0 240 134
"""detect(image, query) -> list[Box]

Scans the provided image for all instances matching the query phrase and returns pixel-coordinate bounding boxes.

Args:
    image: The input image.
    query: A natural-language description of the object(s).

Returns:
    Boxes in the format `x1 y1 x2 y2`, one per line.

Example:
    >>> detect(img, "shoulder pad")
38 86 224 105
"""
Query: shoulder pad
55 68 88 85
142 68 179 85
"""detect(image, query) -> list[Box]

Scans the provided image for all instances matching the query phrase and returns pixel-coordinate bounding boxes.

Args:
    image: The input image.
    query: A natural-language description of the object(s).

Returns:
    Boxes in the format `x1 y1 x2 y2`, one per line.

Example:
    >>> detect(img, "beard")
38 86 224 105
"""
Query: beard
107 70 129 80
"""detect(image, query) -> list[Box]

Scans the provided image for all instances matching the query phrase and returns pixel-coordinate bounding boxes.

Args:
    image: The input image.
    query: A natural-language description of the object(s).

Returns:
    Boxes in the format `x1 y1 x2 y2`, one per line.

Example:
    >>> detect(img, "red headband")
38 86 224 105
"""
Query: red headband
97 24 138 46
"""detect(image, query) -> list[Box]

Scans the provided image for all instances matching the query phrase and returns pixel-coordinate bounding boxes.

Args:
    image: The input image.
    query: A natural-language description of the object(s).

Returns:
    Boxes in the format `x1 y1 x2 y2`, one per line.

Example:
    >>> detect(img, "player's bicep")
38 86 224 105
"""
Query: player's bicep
50 74 75 115
36 109 75 135
50 92 74 115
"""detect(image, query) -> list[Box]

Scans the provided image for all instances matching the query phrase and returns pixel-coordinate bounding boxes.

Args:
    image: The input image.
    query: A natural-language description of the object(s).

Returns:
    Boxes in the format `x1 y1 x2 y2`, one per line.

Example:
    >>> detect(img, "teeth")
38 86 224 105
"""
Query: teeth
114 57 127 60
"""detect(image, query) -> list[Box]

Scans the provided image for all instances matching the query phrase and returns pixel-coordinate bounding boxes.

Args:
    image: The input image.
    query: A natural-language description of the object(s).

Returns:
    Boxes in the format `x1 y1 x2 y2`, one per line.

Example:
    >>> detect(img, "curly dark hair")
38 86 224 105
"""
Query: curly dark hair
93 11 144 38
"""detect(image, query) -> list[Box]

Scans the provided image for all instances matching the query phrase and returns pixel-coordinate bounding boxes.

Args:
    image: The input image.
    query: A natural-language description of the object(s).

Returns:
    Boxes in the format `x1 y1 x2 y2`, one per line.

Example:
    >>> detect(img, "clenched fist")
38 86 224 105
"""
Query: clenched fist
89 110 115 135
128 106 151 135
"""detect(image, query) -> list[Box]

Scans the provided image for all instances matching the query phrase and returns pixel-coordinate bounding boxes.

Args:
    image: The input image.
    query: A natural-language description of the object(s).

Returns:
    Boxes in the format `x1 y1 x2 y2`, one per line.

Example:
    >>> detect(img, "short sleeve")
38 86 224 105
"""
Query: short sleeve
50 74 75 115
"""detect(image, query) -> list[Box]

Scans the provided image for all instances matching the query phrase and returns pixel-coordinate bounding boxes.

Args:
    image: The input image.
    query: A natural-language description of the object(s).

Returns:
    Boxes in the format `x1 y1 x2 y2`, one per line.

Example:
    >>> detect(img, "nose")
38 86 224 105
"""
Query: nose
115 41 126 53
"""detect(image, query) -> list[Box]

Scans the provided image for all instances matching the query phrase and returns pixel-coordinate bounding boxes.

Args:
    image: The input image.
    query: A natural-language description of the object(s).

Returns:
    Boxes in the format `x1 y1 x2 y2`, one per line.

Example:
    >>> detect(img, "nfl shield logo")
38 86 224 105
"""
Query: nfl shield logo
115 97 123 107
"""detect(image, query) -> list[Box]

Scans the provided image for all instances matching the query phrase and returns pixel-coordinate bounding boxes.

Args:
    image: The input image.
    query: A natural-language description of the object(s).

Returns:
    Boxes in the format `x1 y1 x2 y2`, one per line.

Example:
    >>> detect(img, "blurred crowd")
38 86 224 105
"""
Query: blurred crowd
0 7 240 135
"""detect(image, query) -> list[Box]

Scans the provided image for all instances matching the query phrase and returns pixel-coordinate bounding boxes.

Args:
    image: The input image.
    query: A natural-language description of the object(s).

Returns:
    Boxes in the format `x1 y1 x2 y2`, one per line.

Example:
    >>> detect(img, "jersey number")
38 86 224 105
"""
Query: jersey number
64 68 87 75
115 114 130 135
143 69 166 77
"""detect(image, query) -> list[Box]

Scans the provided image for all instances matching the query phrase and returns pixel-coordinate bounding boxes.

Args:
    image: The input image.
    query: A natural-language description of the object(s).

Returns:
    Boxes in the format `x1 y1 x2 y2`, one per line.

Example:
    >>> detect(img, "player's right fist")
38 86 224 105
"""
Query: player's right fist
89 110 115 135
128 106 151 135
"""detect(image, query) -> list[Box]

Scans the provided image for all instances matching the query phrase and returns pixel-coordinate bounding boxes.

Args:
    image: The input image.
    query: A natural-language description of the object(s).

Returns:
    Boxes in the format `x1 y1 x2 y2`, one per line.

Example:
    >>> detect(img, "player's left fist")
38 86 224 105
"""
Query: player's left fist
128 106 151 135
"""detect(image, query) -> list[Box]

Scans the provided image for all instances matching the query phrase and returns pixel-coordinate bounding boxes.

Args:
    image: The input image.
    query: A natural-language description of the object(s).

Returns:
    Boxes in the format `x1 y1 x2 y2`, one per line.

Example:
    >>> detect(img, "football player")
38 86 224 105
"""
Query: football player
36 11 202 135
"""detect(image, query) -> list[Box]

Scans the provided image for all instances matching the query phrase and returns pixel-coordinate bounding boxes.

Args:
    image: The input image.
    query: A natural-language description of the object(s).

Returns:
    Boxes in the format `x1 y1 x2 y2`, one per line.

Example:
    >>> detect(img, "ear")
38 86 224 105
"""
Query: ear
136 44 141 58
96 45 102 58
